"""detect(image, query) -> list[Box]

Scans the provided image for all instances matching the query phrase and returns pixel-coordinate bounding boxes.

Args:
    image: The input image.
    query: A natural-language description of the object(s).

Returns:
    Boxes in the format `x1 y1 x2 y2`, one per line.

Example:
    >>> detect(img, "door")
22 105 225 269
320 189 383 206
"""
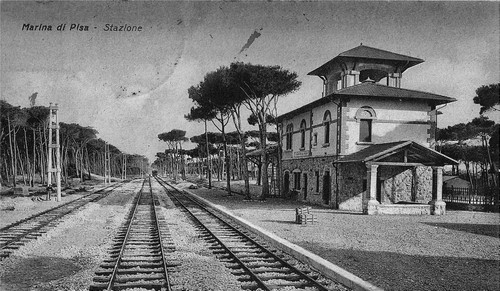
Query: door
303 173 308 200
283 172 289 197
322 171 331 204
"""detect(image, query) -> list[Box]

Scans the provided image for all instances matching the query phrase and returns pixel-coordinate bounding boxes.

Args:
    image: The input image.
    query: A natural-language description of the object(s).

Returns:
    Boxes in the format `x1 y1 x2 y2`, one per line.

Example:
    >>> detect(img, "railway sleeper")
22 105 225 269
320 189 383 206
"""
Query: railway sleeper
265 280 315 290
251 267 293 274
232 252 270 259
89 282 165 291
123 245 161 251
239 257 277 263
112 281 166 290
246 261 283 268
99 261 165 268
114 273 166 282
121 251 162 256
125 239 160 243
231 248 265 253
94 267 164 275
118 257 163 262
259 273 303 281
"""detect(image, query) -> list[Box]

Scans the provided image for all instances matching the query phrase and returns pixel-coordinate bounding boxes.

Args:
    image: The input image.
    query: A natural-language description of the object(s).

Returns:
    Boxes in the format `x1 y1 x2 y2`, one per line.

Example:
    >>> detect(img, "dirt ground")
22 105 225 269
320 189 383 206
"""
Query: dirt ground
183 181 500 291
1 177 498 291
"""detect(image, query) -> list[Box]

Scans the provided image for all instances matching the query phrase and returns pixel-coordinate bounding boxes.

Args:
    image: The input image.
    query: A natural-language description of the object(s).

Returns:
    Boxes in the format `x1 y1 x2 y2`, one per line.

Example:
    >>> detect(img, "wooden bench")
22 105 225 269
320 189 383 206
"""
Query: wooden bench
295 206 317 225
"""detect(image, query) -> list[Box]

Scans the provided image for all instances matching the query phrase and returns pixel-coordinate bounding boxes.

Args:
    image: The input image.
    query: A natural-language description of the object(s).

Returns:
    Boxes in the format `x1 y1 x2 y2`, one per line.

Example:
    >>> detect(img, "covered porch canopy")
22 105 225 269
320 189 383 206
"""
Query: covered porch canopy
336 141 458 215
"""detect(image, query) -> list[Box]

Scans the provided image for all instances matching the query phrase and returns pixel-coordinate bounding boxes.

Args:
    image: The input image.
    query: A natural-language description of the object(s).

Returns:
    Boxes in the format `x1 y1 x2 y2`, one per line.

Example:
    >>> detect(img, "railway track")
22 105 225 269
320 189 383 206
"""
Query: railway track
0 181 127 260
90 177 176 291
156 176 343 291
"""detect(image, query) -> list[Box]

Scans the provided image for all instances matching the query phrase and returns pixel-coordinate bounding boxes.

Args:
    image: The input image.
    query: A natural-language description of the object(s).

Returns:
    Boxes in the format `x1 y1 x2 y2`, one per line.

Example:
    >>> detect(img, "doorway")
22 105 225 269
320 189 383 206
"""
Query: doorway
283 172 289 197
322 171 331 204
303 173 308 200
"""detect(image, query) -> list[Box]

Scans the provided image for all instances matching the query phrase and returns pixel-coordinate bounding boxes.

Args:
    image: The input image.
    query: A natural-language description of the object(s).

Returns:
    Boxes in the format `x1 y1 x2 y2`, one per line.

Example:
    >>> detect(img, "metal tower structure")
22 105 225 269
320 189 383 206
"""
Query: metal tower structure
47 103 61 201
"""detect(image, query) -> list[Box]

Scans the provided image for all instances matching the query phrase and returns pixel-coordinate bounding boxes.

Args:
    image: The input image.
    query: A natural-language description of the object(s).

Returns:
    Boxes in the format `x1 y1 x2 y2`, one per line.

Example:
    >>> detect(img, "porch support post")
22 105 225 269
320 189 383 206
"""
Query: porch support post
365 163 380 215
430 166 446 215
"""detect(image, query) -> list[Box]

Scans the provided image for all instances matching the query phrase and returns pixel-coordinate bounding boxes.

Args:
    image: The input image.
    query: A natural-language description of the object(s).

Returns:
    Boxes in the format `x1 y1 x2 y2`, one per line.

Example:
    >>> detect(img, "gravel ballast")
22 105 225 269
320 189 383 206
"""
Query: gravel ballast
185 184 500 291
0 181 142 291
153 181 244 290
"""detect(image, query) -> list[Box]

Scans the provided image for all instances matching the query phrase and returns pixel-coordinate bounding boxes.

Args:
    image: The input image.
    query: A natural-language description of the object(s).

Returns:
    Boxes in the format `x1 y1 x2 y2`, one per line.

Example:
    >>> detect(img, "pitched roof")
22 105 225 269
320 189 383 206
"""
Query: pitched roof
338 45 424 63
335 141 458 166
276 95 331 122
276 82 455 122
334 82 456 104
308 45 424 76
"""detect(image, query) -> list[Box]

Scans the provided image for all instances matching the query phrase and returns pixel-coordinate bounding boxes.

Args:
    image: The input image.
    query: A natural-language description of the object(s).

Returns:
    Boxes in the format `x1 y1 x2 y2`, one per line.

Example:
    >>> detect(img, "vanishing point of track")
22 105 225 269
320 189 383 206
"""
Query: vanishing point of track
0 181 127 260
156 176 335 291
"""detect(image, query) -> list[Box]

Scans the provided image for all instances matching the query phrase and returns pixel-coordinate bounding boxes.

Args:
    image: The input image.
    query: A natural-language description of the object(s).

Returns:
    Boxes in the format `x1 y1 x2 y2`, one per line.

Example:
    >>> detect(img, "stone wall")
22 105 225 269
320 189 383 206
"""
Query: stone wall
380 166 433 203
338 163 366 212
282 158 434 212
282 156 338 207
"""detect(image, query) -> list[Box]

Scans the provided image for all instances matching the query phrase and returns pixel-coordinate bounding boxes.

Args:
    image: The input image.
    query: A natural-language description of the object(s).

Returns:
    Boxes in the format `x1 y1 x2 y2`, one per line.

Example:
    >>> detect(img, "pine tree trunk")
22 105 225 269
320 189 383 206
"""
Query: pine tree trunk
221 123 231 195
259 115 269 200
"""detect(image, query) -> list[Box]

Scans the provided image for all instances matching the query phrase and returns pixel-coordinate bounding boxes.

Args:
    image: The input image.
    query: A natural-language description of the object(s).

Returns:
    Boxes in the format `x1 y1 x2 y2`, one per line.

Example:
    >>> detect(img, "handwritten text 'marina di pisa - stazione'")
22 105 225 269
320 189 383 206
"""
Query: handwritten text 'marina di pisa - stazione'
22 23 143 32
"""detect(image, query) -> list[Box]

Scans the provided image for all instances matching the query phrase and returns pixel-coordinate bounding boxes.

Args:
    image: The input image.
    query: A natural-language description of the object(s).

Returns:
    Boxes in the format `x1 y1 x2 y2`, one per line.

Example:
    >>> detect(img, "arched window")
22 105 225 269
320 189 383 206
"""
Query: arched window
355 106 376 143
300 119 307 149
285 124 293 150
323 111 331 145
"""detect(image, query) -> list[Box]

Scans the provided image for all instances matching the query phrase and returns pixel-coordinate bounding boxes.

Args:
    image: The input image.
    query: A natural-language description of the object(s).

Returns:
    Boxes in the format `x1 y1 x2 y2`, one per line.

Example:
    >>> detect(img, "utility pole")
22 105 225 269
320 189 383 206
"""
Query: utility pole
141 158 144 179
104 142 111 184
47 103 61 202
121 153 127 180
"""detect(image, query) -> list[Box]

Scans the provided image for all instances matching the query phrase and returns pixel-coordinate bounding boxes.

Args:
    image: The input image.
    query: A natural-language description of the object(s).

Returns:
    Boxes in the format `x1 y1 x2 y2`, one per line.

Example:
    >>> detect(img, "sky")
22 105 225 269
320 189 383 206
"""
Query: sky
1 1 499 161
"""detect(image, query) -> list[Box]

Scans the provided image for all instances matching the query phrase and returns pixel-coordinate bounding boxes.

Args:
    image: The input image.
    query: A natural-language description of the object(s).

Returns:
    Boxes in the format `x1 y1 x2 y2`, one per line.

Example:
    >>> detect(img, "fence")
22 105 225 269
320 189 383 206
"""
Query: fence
443 186 499 212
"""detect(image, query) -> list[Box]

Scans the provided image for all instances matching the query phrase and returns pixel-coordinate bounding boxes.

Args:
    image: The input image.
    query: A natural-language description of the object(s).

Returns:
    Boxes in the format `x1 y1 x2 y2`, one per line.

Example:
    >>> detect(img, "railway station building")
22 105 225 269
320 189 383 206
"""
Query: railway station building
276 45 458 215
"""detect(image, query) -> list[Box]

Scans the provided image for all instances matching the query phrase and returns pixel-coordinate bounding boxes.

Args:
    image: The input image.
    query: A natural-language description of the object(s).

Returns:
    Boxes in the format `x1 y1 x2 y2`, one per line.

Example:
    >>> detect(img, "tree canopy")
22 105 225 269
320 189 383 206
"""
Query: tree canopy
437 116 496 141
473 83 499 114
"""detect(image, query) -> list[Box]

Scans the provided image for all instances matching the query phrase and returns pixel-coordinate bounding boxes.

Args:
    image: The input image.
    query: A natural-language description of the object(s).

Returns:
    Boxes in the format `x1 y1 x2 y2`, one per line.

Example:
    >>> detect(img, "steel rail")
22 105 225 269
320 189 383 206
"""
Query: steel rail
147 177 172 291
0 181 127 258
105 179 146 291
156 177 270 291
0 182 124 232
157 176 330 291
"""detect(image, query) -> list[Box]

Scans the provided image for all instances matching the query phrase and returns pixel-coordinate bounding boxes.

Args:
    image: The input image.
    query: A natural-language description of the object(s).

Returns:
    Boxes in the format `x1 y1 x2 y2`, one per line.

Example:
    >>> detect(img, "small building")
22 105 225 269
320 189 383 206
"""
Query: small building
443 176 471 189
276 45 458 215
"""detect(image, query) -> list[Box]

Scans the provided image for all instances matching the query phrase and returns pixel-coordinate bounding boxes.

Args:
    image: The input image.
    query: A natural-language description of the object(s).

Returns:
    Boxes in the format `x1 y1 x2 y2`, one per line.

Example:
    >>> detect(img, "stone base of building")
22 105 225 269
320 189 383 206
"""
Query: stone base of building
365 200 438 215
376 204 431 215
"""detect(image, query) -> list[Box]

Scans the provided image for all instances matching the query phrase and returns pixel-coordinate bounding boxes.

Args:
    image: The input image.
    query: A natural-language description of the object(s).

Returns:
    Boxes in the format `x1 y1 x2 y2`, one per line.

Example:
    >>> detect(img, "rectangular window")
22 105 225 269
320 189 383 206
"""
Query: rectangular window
300 129 305 149
359 119 372 142
315 171 320 192
285 125 293 150
324 122 330 144
313 133 318 146
294 172 301 189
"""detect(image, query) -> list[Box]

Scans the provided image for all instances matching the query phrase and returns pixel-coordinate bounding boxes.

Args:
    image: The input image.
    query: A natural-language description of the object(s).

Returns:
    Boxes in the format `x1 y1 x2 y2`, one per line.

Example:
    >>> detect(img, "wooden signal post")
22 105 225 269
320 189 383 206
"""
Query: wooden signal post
47 103 61 202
